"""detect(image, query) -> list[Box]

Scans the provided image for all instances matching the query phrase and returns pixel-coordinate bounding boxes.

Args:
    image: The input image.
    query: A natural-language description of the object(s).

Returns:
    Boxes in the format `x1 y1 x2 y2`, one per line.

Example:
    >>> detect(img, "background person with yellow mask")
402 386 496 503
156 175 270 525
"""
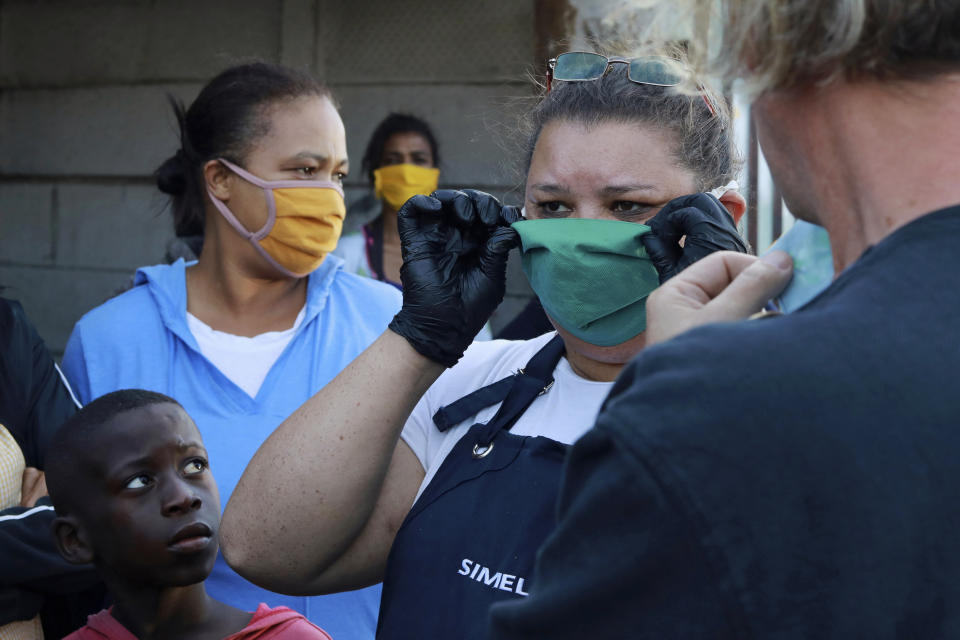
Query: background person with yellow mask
60 62 401 640
335 113 493 340
335 113 440 287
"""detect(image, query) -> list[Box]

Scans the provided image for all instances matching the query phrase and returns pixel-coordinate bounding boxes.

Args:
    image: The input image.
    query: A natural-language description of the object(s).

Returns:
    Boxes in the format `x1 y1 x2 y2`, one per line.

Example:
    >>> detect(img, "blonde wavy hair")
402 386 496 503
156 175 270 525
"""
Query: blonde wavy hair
645 0 960 96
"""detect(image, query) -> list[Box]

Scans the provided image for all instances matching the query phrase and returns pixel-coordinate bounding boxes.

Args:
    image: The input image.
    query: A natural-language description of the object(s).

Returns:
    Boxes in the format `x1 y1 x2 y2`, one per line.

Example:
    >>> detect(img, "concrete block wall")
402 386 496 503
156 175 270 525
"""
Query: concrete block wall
0 0 538 354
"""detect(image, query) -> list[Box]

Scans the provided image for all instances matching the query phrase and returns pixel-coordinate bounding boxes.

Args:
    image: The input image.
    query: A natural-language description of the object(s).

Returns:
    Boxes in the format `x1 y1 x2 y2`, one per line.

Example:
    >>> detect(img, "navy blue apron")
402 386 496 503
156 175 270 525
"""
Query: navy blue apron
377 335 568 639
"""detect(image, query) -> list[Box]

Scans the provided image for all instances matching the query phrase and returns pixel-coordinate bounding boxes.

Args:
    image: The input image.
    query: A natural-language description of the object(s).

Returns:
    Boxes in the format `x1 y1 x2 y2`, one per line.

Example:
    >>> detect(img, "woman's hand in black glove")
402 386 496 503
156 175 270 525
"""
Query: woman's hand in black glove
641 192 748 283
388 189 521 367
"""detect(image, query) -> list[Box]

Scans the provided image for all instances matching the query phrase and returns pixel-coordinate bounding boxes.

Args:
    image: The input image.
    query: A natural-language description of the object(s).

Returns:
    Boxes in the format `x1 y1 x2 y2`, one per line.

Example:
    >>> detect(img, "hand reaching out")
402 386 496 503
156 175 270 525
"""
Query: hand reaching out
20 467 47 508
644 250 793 346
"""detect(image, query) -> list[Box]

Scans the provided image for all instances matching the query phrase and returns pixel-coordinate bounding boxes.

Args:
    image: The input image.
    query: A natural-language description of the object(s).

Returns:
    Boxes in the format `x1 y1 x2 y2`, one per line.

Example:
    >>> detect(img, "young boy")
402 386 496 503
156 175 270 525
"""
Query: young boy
46 389 331 640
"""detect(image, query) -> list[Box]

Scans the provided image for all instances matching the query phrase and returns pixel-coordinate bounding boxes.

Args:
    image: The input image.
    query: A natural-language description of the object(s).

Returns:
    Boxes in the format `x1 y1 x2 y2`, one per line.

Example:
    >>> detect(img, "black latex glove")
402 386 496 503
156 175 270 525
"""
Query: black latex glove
641 192 748 283
388 189 521 367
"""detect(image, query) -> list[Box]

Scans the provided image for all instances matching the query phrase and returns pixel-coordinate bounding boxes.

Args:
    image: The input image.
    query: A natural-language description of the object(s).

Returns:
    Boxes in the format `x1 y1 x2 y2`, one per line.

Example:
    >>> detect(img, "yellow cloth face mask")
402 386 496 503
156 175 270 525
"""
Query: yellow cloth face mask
209 159 346 277
373 164 440 211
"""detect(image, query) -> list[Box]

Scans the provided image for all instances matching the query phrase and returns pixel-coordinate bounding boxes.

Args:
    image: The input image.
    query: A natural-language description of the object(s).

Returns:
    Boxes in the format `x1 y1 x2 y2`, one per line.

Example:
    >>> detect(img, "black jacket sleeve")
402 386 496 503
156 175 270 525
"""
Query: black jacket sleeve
488 423 734 639
0 299 100 625
0 498 99 626
0 586 44 627
0 298 79 468
0 497 99 592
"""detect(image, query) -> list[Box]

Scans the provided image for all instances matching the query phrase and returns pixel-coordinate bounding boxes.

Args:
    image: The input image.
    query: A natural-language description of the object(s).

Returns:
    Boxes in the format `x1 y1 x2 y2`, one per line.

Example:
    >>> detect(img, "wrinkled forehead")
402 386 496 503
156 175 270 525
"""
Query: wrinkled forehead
260 95 347 159
85 403 202 474
527 119 698 193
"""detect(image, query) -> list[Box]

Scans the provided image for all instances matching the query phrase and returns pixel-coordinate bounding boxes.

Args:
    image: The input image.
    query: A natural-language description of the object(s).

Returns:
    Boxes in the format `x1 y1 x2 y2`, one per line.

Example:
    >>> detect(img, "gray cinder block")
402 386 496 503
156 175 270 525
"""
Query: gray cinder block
0 265 133 355
0 83 201 176
55 183 173 270
0 183 55 264
337 84 534 190
0 0 281 88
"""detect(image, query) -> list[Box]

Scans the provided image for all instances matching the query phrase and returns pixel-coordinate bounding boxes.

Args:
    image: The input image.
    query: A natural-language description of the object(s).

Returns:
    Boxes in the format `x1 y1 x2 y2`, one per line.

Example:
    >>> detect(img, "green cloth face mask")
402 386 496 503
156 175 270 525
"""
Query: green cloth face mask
513 218 661 347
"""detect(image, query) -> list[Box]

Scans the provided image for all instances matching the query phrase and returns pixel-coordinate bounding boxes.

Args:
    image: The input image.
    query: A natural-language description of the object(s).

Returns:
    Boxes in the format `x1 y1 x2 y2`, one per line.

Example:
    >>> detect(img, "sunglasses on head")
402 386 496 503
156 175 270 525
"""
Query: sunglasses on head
546 51 717 117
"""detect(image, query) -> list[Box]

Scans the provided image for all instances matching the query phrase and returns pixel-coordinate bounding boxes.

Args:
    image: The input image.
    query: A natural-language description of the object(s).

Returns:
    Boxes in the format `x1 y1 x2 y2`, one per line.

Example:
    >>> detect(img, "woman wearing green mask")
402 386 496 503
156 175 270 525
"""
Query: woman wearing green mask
223 54 746 639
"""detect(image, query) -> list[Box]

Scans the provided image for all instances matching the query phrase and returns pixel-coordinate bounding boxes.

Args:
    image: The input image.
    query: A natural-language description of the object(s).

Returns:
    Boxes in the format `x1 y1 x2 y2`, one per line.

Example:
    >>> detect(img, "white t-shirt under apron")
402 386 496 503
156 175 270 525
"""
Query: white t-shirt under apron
186 307 306 399
400 332 614 501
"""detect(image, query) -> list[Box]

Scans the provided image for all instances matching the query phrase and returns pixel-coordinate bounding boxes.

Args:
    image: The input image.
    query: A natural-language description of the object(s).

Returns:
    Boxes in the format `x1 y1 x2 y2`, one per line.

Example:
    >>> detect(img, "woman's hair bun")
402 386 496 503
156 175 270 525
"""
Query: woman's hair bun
155 149 189 196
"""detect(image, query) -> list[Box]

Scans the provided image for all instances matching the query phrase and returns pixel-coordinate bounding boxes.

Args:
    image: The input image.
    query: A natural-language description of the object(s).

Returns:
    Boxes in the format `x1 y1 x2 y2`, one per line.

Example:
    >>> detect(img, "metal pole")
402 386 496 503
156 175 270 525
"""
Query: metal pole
747 110 759 253
772 186 783 240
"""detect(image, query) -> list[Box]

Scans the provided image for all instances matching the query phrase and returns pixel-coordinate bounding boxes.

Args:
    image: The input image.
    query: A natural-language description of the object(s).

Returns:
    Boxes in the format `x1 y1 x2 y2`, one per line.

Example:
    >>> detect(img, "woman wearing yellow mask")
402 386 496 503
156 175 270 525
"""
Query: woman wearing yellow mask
61 62 400 640
334 113 440 288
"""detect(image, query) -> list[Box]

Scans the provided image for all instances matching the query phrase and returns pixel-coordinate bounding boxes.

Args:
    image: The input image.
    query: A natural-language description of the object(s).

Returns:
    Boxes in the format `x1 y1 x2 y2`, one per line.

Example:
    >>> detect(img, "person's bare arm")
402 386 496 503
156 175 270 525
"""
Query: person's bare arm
20 468 47 508
292 439 425 595
220 330 441 594
222 190 521 595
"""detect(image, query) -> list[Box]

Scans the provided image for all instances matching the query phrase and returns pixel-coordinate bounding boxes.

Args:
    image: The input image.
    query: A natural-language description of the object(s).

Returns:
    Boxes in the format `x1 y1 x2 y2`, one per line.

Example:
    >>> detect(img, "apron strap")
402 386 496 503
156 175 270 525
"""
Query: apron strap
433 376 515 432
432 335 566 443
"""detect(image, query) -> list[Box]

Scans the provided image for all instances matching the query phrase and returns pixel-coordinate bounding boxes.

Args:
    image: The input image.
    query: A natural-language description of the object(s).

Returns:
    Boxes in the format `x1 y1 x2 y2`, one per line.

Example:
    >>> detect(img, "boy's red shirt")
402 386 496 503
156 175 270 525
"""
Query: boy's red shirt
63 603 333 639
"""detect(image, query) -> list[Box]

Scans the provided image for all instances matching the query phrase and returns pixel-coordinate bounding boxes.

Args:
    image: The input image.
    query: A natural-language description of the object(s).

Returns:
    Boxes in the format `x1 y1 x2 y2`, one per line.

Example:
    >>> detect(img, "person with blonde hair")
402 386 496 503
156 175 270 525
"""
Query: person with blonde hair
488 1 960 637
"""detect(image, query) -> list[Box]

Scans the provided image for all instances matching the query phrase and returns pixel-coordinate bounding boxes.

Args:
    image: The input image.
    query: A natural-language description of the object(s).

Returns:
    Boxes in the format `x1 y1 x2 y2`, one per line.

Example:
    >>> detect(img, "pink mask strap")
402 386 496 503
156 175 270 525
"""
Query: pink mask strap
206 158 346 242
206 183 262 241
207 159 278 241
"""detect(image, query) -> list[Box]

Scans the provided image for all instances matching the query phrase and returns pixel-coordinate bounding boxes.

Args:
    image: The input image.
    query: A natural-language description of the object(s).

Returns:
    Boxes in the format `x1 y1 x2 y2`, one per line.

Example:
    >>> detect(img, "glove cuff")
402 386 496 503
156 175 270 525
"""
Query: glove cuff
388 315 463 368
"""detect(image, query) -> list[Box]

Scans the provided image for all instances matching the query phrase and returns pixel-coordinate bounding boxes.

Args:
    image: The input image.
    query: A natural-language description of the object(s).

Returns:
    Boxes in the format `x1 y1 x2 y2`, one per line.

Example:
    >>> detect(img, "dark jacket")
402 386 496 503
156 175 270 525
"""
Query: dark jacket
0 298 102 636
490 207 960 638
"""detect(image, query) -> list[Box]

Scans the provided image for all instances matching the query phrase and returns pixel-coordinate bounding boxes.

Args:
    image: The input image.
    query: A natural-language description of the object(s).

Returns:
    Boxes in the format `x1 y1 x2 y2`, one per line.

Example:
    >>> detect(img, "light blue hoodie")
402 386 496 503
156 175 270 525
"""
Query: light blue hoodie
62 255 402 640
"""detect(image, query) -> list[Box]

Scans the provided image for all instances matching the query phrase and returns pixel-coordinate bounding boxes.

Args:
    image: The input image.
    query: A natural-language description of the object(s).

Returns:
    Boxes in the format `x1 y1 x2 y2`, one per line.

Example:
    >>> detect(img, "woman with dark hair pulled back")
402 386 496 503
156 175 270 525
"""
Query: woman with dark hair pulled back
62 61 401 639
225 51 748 639
333 112 440 287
